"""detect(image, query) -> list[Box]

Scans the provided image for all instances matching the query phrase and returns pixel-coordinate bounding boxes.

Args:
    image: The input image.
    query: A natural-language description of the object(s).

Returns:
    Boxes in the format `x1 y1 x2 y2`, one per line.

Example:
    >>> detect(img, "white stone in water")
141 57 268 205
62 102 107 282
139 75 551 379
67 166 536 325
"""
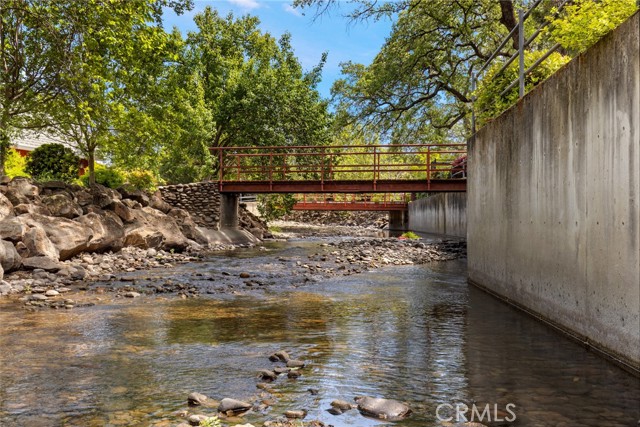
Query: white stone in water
45 290 59 297
124 291 141 298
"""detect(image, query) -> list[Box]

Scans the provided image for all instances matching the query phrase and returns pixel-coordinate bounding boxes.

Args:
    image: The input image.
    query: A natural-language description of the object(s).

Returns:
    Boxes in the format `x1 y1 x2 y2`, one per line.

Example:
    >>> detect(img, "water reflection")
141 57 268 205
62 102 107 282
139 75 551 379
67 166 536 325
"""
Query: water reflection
0 248 638 427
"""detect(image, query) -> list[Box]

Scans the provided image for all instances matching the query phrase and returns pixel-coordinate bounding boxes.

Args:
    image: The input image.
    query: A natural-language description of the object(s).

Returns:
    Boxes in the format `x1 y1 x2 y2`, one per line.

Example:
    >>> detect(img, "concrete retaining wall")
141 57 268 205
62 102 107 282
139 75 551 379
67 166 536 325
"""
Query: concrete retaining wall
408 193 466 238
159 182 220 229
468 13 639 370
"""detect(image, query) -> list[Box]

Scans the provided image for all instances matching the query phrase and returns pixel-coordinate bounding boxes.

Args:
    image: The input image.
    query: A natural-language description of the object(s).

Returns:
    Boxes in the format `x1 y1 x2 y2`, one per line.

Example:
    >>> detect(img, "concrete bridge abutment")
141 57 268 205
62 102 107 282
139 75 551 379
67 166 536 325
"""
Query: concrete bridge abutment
220 193 239 229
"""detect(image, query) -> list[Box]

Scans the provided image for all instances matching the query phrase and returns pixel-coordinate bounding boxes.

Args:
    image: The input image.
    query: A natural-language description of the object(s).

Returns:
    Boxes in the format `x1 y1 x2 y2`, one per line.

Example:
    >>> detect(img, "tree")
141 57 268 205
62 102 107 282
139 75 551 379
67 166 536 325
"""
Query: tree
48 0 192 185
0 0 72 175
295 0 563 140
187 8 332 165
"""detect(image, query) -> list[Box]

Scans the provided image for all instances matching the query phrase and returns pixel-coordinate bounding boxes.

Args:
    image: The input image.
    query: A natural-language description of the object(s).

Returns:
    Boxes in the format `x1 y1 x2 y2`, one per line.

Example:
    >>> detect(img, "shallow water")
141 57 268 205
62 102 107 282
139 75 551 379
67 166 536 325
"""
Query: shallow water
0 241 638 427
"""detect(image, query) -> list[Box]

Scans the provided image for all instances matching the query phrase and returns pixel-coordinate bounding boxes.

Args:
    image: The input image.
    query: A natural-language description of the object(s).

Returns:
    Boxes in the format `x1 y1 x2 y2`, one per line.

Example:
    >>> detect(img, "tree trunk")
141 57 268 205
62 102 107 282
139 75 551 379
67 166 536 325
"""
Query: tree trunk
88 149 96 185
499 0 518 49
0 120 9 177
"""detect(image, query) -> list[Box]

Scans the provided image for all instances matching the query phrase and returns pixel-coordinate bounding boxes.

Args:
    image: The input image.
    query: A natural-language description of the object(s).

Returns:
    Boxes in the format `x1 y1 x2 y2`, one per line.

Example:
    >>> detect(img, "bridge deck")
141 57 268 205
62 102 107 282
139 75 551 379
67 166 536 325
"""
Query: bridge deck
218 179 466 194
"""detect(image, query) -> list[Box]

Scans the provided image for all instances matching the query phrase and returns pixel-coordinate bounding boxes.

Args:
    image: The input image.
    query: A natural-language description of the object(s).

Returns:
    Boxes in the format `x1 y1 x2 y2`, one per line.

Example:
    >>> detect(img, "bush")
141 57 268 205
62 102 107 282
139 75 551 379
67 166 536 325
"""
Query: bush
257 194 296 221
25 143 79 183
400 231 420 240
474 50 569 127
80 164 126 189
5 148 30 178
546 0 638 55
123 169 163 192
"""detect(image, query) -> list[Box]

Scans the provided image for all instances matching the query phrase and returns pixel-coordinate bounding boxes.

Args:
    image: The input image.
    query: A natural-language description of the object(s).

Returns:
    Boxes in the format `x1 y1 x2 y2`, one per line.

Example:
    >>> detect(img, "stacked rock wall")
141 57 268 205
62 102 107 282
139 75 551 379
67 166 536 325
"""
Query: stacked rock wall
158 182 220 229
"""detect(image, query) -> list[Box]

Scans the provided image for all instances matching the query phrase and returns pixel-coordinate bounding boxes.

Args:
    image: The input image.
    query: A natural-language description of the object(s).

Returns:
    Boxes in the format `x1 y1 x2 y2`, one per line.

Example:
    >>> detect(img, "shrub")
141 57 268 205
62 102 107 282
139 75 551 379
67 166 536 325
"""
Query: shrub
546 0 638 55
25 143 79 183
5 148 30 178
474 51 569 127
400 231 420 240
257 194 296 221
123 169 163 192
80 164 126 189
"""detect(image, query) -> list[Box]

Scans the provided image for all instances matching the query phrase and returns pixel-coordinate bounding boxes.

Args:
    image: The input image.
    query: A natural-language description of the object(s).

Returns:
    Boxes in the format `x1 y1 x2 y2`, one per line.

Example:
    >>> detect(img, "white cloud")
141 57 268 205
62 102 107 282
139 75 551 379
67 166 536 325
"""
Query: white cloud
228 0 261 11
283 3 302 17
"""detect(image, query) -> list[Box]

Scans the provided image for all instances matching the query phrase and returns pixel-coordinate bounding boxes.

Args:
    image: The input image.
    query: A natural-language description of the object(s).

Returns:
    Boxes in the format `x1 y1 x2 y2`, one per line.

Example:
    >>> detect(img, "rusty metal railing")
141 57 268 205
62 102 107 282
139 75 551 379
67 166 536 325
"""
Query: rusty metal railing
210 144 467 186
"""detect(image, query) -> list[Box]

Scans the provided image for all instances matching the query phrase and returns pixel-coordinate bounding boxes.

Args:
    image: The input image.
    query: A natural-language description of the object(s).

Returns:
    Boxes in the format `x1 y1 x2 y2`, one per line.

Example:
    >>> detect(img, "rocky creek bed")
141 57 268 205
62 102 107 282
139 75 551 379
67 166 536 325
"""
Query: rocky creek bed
1 231 465 312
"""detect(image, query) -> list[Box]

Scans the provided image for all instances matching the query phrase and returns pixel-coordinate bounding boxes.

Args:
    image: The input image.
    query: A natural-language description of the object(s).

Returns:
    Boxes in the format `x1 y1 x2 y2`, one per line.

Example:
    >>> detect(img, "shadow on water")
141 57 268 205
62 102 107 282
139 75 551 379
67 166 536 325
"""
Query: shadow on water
0 243 638 427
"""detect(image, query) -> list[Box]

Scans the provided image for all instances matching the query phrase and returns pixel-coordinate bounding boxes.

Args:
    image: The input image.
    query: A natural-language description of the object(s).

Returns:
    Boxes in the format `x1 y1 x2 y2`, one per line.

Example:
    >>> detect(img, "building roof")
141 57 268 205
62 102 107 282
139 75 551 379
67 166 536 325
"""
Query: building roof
13 131 79 153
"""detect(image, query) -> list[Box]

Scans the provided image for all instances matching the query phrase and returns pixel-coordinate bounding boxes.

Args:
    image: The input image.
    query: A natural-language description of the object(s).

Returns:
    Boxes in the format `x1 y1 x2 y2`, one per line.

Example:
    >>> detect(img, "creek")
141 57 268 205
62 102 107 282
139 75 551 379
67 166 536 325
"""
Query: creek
0 239 638 427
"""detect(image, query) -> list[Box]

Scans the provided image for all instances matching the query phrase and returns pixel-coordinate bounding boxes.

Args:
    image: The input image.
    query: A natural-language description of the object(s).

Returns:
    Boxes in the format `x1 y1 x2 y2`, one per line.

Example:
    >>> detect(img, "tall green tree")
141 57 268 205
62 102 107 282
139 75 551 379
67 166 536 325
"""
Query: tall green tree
0 0 71 175
295 0 560 140
48 0 192 185
188 8 332 153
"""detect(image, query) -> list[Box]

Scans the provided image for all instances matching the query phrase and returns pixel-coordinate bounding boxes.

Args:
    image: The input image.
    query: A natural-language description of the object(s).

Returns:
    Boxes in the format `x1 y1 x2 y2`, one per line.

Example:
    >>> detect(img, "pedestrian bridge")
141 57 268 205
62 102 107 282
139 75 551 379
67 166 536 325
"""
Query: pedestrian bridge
210 144 467 194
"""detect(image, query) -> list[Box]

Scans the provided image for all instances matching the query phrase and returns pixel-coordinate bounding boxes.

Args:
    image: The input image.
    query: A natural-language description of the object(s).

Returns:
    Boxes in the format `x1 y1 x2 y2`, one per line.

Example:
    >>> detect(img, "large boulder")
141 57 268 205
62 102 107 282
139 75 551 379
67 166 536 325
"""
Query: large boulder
119 187 150 207
89 184 121 208
20 214 92 260
0 217 27 242
168 208 209 244
21 256 62 272
22 225 59 260
149 193 172 214
76 212 124 253
125 207 189 251
107 200 135 223
7 177 39 198
14 203 52 216
0 192 15 220
123 227 164 249
0 240 21 272
41 194 83 219
354 397 411 421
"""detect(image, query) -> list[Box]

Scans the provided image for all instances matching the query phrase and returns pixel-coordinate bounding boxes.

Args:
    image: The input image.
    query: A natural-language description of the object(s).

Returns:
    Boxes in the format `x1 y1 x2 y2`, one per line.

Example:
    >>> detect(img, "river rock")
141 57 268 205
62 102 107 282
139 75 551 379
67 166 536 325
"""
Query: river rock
354 396 411 420
287 370 300 379
330 400 354 411
269 350 290 362
218 398 252 414
45 290 59 297
22 256 62 272
124 291 141 298
28 293 48 301
188 392 209 406
258 369 278 381
187 414 209 425
284 409 307 419
286 359 305 368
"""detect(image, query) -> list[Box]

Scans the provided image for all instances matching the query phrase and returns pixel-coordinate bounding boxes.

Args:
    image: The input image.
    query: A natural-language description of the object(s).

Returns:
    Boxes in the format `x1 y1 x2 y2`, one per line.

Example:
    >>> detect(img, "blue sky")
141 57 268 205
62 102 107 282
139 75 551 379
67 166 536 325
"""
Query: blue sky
162 0 394 98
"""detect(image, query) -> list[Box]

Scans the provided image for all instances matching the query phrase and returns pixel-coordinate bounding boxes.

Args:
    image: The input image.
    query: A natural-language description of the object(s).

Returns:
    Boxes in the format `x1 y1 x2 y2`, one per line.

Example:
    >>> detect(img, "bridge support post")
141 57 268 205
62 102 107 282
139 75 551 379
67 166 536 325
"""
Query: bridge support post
220 193 239 229
388 210 408 233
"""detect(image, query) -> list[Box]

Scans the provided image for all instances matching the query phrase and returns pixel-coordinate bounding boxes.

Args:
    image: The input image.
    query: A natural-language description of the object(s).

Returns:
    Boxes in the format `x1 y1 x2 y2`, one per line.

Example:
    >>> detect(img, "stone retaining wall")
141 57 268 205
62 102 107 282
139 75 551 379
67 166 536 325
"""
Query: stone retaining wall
159 182 220 229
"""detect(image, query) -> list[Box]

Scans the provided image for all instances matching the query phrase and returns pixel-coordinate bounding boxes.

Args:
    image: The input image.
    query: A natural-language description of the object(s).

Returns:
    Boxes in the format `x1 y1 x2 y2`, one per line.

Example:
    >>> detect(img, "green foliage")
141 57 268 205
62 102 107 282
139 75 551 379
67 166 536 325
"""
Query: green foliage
5 148 29 178
189 8 331 154
258 194 297 221
123 169 163 192
25 143 79 183
400 231 420 240
474 51 570 126
199 416 221 427
80 164 126 189
546 0 638 55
